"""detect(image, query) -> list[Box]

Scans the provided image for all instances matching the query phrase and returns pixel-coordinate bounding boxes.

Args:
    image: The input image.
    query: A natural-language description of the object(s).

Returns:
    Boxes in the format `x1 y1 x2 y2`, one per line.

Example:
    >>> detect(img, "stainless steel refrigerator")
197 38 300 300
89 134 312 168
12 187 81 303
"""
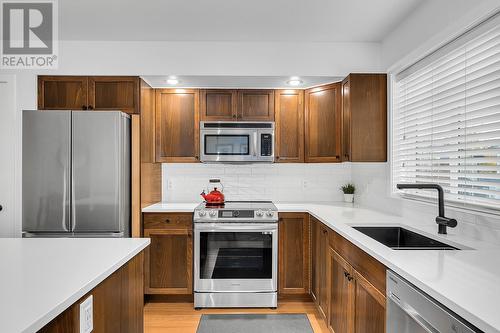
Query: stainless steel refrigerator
22 110 130 237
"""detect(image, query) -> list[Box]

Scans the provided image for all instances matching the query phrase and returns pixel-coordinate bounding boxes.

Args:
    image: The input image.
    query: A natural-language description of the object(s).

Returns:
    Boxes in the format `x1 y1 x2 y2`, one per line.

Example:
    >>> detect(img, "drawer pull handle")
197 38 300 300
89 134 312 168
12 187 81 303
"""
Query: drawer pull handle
165 219 170 223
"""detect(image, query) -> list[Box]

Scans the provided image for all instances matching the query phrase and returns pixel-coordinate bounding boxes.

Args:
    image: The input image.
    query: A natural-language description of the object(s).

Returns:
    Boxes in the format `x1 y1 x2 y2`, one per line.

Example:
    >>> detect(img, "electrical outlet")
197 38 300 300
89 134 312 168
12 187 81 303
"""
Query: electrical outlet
80 295 93 333
302 180 309 189
167 179 173 190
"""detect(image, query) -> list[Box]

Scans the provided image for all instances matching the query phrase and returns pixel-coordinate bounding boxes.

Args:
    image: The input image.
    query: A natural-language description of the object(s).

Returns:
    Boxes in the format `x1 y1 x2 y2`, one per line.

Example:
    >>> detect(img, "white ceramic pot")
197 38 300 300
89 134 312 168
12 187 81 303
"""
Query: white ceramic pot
343 193 354 203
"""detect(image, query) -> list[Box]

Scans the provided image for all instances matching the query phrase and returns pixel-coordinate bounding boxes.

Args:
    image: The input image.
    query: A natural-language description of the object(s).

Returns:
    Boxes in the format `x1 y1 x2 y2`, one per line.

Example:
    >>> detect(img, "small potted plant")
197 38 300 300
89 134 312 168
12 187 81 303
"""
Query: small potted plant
340 183 355 203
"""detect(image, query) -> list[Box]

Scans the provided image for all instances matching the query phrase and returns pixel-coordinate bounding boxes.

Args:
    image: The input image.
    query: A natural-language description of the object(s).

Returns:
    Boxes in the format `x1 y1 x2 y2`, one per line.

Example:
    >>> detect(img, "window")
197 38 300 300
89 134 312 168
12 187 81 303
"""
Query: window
392 12 500 210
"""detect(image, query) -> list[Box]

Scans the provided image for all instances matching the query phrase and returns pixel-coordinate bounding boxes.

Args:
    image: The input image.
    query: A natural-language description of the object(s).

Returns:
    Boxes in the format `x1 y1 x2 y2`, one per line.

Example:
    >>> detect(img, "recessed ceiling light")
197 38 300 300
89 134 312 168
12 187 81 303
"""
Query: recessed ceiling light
166 76 179 85
286 77 303 86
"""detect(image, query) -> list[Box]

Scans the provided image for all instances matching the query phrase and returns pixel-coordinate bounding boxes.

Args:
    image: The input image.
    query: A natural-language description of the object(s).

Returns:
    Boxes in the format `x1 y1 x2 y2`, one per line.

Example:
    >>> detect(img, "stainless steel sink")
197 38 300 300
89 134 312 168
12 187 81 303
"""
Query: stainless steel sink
352 226 460 250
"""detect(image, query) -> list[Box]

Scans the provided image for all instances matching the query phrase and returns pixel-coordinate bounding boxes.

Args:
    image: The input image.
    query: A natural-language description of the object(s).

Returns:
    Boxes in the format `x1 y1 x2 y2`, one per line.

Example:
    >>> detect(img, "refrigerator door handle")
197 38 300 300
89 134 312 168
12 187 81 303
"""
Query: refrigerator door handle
70 111 76 232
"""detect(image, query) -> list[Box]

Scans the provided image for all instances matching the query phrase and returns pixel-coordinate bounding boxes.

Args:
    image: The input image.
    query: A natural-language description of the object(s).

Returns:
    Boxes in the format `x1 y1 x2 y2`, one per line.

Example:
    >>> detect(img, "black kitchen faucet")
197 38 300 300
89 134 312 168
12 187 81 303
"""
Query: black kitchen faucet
396 183 458 234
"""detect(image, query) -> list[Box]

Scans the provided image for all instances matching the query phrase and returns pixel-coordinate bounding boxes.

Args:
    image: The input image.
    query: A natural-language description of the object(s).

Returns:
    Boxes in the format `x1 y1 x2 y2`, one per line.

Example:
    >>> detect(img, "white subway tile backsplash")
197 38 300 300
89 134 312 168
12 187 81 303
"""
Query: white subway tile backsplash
162 163 351 203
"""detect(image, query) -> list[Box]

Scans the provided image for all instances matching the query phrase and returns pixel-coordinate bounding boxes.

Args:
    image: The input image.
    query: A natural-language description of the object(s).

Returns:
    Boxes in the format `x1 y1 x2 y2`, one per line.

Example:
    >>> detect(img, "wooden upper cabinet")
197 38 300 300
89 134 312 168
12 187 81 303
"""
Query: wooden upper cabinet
140 80 156 163
38 75 141 114
278 213 310 296
88 76 140 114
200 89 238 121
342 74 387 162
275 90 304 163
305 83 342 162
155 89 200 163
341 79 351 162
238 90 275 121
38 76 88 110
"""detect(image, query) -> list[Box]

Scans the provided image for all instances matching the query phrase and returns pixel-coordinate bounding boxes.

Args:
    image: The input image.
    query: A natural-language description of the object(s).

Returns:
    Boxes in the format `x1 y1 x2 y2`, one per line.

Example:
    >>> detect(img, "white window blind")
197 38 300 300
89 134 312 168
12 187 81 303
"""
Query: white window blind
393 12 500 211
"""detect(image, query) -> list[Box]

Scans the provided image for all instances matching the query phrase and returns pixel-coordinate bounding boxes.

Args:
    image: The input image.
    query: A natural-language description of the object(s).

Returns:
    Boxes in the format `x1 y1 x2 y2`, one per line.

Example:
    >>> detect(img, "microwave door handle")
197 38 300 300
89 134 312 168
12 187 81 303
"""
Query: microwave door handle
252 134 258 157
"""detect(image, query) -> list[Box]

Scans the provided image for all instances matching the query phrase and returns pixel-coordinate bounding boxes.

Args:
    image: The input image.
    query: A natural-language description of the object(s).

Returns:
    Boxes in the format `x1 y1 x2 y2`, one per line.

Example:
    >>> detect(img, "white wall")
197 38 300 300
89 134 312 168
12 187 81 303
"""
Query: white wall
162 163 351 203
381 0 500 71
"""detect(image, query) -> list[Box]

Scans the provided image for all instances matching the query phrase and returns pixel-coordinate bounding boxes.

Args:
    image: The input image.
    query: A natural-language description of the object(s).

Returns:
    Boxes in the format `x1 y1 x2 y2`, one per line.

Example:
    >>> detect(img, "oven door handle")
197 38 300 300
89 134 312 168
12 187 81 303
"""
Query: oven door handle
194 223 277 232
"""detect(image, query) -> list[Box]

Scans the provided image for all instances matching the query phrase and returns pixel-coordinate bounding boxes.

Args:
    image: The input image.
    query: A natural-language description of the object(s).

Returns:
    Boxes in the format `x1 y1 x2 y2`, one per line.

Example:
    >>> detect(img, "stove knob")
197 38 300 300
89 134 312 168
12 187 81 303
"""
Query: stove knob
266 210 274 217
256 209 264 217
198 210 207 217
209 210 217 217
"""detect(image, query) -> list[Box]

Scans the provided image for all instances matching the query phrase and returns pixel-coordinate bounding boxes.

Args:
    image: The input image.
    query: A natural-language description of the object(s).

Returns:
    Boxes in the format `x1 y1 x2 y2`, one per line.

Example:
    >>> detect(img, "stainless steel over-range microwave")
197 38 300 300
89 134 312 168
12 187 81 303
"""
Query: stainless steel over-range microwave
200 121 274 162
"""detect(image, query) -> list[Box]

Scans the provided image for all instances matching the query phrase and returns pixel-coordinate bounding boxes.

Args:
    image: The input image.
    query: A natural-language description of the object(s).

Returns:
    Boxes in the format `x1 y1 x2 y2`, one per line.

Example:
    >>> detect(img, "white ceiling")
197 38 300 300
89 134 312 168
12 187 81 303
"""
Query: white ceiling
60 0 423 42
142 75 343 89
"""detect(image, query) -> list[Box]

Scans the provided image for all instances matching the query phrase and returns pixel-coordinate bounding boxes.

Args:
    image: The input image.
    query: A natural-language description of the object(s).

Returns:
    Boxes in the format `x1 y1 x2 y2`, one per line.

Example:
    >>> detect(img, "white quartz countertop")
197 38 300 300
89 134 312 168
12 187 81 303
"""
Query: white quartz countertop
143 201 500 332
0 238 150 333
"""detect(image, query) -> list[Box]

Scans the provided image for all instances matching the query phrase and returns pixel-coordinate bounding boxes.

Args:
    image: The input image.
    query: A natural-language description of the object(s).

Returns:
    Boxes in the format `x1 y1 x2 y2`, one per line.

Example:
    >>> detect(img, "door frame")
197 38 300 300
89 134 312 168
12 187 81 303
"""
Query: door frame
0 75 18 237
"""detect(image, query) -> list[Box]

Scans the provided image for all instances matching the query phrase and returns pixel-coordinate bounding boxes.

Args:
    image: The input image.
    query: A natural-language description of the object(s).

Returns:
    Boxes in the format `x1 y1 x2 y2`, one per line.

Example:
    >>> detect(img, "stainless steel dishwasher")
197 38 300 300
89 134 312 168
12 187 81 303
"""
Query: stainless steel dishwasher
387 271 480 333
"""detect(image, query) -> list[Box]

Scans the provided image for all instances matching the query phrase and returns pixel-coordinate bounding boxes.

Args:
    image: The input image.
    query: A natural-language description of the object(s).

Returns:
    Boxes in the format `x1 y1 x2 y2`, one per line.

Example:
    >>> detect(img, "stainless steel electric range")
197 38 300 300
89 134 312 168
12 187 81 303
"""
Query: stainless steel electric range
193 201 278 309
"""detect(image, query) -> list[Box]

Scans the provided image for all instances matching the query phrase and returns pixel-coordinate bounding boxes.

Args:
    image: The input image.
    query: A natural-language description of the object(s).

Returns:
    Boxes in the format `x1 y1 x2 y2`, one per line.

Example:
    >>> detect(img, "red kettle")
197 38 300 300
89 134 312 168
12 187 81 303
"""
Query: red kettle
200 187 225 204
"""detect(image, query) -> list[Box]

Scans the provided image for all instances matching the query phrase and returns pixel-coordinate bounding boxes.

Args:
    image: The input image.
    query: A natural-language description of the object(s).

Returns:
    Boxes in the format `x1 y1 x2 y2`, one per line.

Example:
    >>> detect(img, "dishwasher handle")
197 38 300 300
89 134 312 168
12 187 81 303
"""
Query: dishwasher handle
389 292 439 333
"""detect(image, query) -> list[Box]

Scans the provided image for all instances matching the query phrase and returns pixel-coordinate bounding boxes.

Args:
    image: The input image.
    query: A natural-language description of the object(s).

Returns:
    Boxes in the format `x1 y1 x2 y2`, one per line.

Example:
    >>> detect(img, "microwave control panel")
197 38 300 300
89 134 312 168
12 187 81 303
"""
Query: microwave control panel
261 134 273 156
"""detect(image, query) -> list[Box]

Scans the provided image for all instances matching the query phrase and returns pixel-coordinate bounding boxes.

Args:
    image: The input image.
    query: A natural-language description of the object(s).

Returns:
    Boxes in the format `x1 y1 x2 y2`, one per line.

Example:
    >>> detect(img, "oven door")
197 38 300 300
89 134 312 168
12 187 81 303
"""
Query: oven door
194 223 278 292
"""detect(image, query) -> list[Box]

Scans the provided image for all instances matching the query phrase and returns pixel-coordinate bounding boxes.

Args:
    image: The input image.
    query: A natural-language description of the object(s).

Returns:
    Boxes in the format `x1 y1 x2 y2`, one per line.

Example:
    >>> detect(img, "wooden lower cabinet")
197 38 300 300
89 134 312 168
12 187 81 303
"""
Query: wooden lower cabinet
328 248 353 333
39 252 144 333
143 213 193 295
326 231 386 333
353 269 386 333
278 213 310 296
311 217 329 317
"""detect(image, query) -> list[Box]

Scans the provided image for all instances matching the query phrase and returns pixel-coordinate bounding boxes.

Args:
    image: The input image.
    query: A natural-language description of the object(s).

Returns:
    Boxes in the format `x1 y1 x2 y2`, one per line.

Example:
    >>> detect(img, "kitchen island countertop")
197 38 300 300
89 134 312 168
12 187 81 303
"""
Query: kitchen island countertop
0 237 150 333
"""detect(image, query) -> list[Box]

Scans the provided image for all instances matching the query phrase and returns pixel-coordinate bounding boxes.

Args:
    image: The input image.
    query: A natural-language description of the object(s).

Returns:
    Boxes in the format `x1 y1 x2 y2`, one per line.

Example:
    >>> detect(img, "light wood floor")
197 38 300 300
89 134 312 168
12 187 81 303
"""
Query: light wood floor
144 301 329 333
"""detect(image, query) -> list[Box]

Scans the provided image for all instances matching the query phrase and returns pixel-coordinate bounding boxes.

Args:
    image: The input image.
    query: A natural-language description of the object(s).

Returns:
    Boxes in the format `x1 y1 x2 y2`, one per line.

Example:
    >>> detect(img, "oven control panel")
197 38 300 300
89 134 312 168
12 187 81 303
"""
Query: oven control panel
194 208 277 222
219 210 254 218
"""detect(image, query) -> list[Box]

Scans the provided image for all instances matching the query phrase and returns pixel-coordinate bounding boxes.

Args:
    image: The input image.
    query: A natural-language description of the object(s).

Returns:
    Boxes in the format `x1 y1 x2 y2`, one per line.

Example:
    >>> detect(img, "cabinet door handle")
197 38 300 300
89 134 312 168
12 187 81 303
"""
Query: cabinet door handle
82 105 88 110
232 114 237 119
322 229 327 234
88 105 94 110
336 155 340 159
164 219 170 223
